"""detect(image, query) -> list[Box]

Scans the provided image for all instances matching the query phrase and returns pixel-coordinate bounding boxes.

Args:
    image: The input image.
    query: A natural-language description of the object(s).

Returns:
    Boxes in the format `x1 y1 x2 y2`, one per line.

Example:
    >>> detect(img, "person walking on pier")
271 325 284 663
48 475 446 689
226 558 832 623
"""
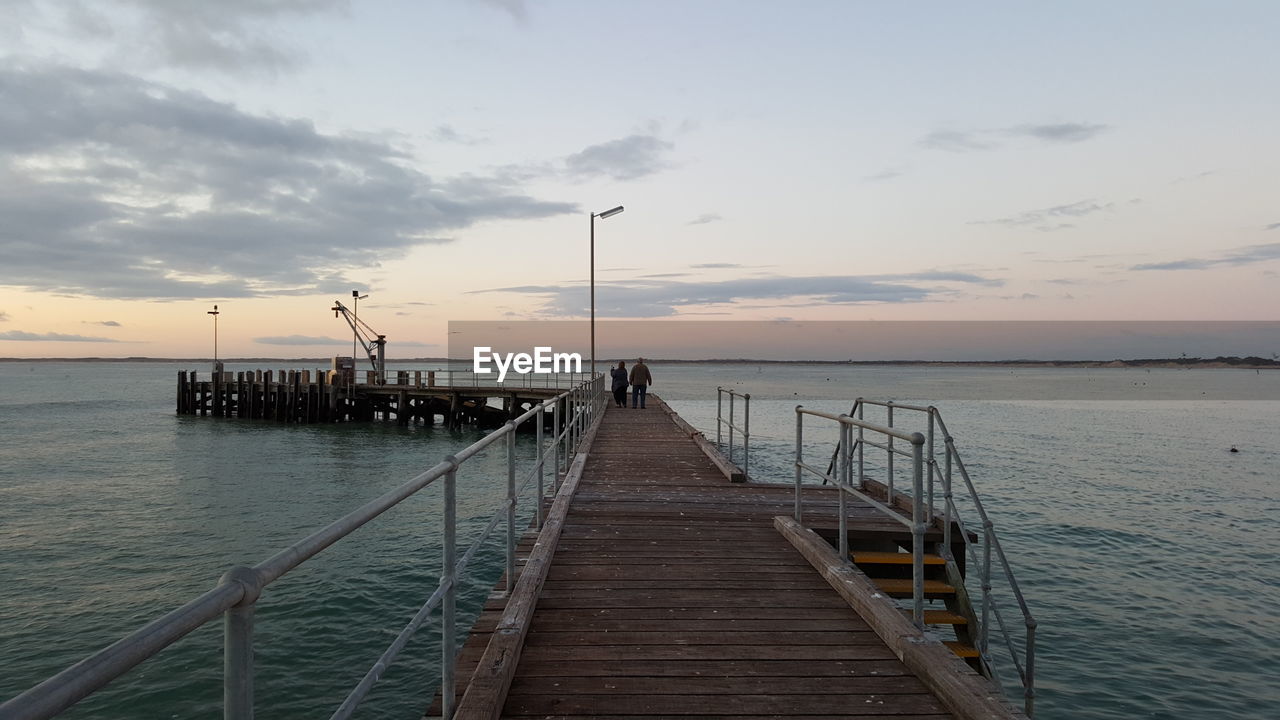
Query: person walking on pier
610 361 629 408
629 358 652 409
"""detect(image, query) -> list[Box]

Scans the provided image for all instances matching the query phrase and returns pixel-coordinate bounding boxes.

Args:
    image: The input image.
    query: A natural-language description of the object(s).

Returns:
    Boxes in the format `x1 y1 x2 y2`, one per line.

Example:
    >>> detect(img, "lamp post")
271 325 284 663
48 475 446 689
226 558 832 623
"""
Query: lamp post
206 304 220 368
590 205 624 376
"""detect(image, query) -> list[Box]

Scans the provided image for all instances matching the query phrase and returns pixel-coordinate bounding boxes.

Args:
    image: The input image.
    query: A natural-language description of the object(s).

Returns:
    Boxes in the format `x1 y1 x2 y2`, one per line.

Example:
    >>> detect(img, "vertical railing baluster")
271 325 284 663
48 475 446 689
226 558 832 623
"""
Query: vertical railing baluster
911 436 925 629
552 399 561 487
536 403 545 529
716 387 723 446
857 401 865 488
926 409 935 520
943 439 954 553
728 392 735 465
505 421 517 594
743 393 751 480
441 461 458 720
793 407 804 522
982 519 994 656
886 401 895 506
1025 620 1037 717
222 567 260 720
837 418 849 563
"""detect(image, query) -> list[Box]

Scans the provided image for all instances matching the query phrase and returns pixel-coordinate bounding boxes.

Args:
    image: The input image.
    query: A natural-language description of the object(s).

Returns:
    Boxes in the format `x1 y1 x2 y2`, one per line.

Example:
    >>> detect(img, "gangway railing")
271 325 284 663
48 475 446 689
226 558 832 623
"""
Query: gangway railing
715 386 750 479
804 398 1037 717
1 375 608 720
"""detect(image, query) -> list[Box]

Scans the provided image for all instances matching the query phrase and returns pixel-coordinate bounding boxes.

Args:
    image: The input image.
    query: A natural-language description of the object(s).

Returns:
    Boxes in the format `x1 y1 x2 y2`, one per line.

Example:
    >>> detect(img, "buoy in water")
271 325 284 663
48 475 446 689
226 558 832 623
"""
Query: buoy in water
1230 446 1239 453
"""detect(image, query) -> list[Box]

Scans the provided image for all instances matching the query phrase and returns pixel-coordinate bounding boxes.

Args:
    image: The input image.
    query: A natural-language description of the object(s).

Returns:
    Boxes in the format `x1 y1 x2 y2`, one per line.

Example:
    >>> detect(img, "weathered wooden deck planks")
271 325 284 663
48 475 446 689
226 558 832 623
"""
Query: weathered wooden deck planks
433 398 986 719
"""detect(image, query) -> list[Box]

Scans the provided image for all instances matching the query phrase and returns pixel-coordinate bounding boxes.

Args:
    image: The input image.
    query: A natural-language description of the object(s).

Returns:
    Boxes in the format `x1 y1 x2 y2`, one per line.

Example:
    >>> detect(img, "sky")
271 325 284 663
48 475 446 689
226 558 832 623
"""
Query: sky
1 0 1277 359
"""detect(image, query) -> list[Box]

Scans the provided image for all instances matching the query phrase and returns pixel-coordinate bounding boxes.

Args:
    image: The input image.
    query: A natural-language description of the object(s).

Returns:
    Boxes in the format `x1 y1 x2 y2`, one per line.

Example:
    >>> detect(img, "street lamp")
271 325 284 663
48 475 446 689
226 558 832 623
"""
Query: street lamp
207 304 220 364
352 289 368 371
590 205 624 376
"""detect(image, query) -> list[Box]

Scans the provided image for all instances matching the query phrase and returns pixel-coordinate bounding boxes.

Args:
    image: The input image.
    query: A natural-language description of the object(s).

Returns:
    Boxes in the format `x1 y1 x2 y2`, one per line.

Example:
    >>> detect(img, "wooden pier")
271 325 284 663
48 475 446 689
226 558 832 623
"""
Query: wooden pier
435 398 1025 719
176 369 562 428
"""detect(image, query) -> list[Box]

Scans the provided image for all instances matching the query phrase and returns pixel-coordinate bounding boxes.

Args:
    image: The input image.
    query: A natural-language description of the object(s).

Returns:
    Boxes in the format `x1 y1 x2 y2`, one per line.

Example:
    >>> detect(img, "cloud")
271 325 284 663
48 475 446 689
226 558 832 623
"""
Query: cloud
687 213 722 225
476 0 528 23
563 134 674 181
83 320 122 326
432 124 486 145
0 311 8 322
0 330 119 342
971 199 1114 231
395 340 438 348
690 263 741 269
253 335 345 345
17 0 347 75
922 122 1108 152
863 169 903 182
1130 242 1280 271
1265 222 1280 231
471 272 1000 318
0 62 575 300
1009 123 1109 143
920 130 995 152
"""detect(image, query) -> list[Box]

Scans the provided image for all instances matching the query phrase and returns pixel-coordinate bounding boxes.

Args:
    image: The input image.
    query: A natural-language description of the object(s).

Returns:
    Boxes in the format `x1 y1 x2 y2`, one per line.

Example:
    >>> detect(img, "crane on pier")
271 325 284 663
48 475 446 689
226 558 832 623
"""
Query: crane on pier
332 299 387 375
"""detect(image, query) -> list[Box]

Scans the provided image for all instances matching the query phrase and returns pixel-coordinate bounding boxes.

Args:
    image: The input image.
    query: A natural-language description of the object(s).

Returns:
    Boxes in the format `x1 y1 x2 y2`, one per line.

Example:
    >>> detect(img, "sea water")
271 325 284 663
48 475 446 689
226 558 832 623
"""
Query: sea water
1 362 1277 719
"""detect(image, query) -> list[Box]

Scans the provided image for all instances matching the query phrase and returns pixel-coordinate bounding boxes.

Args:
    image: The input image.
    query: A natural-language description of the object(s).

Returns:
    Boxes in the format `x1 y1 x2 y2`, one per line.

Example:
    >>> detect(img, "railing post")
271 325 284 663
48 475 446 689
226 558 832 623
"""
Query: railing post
743 393 751 480
982 519 994 655
910 434 925 629
441 459 458 720
926 409 936 520
727 392 735 464
943 438 954 553
505 421 517 594
221 566 262 720
1025 619 1037 717
856 400 865 487
793 407 804 522
837 417 849 563
552 398 562 486
536 403 545 529
716 387 723 446
886 402 895 506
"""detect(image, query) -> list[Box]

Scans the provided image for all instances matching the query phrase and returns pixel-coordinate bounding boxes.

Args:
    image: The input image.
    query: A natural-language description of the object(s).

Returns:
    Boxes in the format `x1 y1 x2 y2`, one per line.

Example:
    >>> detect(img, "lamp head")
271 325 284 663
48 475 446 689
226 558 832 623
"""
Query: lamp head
595 205 624 219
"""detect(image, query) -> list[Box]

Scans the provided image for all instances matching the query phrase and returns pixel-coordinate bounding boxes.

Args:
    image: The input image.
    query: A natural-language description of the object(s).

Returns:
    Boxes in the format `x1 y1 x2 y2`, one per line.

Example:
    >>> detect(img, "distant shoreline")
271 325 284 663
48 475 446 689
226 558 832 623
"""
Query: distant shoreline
2 356 1277 369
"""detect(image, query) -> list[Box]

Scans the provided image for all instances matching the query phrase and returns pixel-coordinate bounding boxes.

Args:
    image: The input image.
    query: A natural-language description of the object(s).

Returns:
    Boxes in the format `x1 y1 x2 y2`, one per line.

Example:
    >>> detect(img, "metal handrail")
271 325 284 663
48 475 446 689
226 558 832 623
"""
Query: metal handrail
1 374 609 720
850 400 1038 717
793 407 928 628
715 387 751 478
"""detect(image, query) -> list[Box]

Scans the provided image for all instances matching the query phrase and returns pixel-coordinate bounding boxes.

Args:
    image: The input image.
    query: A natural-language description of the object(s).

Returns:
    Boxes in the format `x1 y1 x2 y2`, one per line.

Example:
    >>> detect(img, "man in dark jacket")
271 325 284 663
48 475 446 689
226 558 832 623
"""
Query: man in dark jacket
629 358 652 409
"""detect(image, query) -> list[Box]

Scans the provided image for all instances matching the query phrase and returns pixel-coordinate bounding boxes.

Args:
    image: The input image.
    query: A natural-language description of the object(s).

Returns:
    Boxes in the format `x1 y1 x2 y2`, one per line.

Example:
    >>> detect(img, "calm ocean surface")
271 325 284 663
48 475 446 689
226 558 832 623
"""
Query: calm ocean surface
1 361 1278 719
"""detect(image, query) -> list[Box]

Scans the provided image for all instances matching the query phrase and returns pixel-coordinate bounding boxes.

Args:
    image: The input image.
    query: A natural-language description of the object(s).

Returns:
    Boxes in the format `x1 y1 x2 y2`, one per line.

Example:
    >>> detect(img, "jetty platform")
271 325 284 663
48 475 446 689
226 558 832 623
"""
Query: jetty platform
436 398 1025 720
177 369 573 428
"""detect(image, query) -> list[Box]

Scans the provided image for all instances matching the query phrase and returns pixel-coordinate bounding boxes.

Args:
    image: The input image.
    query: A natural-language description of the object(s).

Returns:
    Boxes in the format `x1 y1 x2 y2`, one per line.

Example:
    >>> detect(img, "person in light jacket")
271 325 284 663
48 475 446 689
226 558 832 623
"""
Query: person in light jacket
629 358 652 409
610 361 628 408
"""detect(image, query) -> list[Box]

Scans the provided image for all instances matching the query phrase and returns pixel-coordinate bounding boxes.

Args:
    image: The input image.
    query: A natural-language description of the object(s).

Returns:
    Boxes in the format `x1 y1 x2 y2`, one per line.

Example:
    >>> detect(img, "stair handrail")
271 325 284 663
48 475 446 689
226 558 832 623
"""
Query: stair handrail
850 400 1037 717
794 407 930 628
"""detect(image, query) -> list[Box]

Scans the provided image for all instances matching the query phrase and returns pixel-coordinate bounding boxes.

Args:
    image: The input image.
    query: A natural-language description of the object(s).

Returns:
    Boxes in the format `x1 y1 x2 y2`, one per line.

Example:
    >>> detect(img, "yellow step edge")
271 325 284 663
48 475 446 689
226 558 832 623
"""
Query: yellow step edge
872 578 956 595
852 551 945 565
944 641 980 658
